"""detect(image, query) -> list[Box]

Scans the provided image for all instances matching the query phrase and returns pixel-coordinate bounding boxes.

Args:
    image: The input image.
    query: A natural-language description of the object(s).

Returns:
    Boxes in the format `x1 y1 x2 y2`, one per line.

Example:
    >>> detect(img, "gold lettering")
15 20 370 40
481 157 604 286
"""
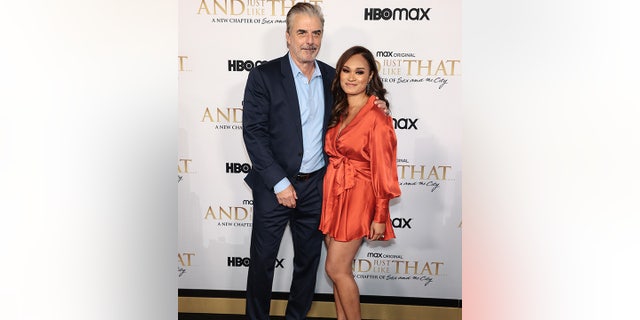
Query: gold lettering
380 67 401 76
202 108 214 122
404 59 432 76
416 60 433 76
353 259 372 272
218 207 233 220
178 56 188 71
405 261 419 274
205 206 253 220
213 0 228 15
268 0 294 16
439 165 451 180
410 165 426 180
234 206 252 220
420 261 433 275
398 164 452 180
373 260 389 266
403 59 461 76
392 260 444 275
178 253 195 266
178 159 192 173
432 262 444 275
427 165 439 180
246 7 265 15
204 206 216 219
393 260 420 274
397 164 410 179
447 60 460 75
373 266 389 273
197 0 210 15
212 108 243 123
230 0 246 15
426 165 452 180
435 60 448 76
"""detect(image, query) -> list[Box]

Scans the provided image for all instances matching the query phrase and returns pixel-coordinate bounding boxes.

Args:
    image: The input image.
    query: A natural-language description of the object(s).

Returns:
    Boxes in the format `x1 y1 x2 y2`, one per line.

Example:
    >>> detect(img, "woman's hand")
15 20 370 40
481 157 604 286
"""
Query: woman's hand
368 221 386 240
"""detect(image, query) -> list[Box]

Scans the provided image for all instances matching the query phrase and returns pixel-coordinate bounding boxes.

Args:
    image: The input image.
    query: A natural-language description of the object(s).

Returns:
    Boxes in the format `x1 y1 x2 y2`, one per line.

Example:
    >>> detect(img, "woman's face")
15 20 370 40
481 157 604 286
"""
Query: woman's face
340 54 373 96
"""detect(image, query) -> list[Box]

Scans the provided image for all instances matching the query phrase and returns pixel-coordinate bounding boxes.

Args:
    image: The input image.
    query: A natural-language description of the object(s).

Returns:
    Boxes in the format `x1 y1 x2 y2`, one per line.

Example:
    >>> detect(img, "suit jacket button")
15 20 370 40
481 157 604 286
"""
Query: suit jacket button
297 152 302 157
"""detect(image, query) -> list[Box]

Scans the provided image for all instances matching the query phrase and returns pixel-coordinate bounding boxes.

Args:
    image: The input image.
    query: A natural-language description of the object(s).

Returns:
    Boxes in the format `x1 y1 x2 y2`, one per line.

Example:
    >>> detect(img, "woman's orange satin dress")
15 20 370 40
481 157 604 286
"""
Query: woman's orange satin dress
320 95 401 242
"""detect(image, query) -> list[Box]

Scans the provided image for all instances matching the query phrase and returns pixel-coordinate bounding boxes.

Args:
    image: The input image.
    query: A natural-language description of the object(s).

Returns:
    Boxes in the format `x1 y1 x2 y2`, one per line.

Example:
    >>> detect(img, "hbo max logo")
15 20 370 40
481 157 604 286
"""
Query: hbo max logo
226 162 251 174
228 60 267 72
227 257 251 267
227 257 285 268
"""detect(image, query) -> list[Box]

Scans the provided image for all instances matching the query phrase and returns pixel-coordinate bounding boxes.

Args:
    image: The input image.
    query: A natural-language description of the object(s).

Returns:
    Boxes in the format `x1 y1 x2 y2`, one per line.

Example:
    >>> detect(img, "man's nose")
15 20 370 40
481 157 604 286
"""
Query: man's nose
305 34 313 43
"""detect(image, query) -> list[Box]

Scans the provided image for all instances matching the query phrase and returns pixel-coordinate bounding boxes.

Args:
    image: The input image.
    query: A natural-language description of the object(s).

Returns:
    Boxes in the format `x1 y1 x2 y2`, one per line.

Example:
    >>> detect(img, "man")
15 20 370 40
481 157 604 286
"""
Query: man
242 4 329 319
242 3 386 319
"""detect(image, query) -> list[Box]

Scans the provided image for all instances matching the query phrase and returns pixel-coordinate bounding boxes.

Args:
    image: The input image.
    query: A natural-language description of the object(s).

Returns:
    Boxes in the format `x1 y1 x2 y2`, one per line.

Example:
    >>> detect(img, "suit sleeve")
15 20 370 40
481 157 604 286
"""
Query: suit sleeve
369 113 401 223
242 68 289 190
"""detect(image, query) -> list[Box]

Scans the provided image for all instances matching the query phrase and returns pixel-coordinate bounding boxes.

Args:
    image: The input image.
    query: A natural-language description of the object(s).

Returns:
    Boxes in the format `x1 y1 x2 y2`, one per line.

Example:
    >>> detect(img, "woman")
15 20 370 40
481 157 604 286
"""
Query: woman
319 46 401 320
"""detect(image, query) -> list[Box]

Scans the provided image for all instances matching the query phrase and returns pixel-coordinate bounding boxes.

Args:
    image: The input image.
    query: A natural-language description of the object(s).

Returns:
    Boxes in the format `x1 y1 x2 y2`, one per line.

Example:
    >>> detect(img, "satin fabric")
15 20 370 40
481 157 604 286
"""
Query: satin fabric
320 95 401 242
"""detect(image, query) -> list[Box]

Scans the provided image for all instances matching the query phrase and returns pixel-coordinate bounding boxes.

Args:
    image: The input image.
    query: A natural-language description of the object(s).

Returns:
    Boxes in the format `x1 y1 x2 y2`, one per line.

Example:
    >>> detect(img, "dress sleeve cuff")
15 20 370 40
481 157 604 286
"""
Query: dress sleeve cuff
373 198 390 223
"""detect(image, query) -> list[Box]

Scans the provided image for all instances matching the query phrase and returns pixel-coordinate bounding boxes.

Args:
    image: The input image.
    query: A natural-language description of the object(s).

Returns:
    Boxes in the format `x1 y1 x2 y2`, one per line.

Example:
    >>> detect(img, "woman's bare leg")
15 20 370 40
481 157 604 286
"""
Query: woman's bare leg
325 236 363 320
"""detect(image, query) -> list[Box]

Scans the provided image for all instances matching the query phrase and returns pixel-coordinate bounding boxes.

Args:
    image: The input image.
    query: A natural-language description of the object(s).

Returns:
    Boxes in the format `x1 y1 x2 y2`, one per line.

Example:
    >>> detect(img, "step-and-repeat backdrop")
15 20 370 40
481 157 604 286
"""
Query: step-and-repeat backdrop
178 0 461 300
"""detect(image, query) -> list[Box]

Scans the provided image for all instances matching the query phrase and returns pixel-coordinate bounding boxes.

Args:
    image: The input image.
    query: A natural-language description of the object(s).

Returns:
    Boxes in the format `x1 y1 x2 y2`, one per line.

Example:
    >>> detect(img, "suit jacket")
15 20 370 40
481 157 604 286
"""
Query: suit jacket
242 53 335 213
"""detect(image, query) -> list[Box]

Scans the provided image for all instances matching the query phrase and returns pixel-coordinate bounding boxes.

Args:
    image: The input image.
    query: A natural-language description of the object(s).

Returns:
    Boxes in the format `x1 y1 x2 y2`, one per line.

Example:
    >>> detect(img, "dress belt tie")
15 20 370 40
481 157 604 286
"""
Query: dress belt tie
332 157 356 196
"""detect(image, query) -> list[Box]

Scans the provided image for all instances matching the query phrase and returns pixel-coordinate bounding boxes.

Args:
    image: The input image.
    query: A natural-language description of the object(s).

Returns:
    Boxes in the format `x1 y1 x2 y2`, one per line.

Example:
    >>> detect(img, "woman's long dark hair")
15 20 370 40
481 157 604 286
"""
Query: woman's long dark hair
328 45 389 128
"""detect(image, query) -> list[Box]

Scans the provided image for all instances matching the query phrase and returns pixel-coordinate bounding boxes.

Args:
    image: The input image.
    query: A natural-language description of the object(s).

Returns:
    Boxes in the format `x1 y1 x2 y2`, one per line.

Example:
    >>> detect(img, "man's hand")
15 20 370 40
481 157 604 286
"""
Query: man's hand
373 97 390 116
276 184 298 208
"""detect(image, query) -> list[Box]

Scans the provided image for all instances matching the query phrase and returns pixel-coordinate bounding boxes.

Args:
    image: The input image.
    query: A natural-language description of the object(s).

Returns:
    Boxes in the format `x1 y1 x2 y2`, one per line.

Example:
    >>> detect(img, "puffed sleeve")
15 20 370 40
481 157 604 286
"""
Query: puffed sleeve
369 113 401 223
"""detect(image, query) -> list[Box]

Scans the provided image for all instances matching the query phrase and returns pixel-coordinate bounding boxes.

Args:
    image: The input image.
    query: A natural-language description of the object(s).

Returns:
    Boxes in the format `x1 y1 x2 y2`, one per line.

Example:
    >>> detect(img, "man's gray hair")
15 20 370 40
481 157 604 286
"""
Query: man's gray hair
286 2 325 33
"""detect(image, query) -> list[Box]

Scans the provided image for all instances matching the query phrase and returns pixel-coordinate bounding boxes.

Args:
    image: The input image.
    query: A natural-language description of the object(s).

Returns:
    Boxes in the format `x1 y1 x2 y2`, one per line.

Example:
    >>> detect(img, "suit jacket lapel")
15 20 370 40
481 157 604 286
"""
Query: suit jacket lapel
320 63 333 133
280 54 303 143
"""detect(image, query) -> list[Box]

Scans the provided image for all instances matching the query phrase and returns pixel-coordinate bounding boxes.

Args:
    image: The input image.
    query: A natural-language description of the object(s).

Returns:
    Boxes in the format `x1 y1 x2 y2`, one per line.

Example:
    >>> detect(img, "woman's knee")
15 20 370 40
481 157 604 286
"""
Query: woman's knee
324 260 336 280
325 263 350 282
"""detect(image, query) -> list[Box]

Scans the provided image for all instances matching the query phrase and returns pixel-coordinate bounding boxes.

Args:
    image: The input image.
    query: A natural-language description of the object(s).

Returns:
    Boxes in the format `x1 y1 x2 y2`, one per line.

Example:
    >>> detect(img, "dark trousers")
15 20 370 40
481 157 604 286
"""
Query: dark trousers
245 172 324 320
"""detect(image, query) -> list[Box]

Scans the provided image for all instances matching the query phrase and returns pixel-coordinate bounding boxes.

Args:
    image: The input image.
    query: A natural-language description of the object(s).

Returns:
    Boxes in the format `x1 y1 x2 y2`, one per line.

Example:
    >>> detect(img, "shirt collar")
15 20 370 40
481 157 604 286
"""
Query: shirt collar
288 52 322 79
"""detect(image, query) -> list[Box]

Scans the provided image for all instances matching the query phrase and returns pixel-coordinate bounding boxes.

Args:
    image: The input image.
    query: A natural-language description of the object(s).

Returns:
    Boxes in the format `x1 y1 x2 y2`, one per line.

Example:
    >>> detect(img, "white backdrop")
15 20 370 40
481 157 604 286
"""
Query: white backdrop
178 0 461 300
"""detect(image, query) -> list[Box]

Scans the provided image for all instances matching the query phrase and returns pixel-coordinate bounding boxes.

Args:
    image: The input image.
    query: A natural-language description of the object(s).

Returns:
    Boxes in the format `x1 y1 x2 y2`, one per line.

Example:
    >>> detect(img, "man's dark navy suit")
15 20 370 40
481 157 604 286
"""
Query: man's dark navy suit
242 53 335 320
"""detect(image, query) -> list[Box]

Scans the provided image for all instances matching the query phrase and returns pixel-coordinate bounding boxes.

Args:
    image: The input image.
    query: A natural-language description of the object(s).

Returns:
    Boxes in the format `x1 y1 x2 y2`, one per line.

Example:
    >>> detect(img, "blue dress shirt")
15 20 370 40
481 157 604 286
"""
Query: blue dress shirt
273 53 326 194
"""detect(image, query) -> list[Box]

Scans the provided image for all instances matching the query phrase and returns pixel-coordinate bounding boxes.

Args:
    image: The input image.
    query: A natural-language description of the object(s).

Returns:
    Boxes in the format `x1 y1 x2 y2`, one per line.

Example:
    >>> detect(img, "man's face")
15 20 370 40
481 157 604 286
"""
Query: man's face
286 13 323 67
